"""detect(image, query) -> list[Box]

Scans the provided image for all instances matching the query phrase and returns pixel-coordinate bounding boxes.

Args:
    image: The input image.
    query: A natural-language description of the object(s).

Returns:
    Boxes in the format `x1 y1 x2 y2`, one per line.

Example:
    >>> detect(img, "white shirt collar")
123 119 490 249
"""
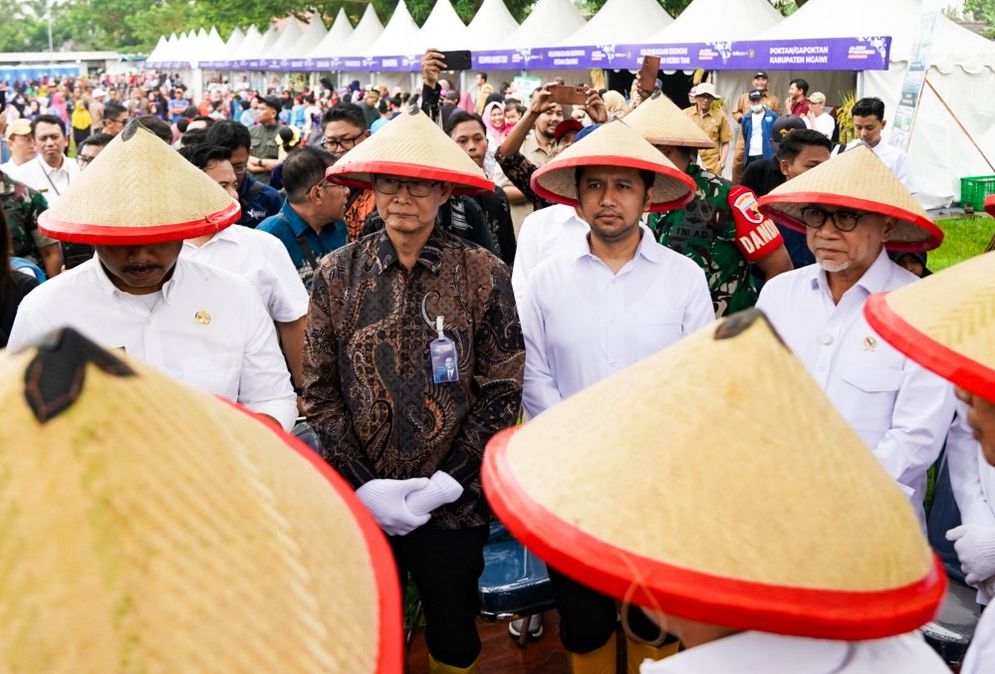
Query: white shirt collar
810 247 893 298
575 224 661 266
38 154 68 174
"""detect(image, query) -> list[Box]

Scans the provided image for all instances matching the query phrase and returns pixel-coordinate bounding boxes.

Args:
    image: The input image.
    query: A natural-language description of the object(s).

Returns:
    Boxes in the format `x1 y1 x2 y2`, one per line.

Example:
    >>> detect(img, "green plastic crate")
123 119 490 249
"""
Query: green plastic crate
960 175 995 211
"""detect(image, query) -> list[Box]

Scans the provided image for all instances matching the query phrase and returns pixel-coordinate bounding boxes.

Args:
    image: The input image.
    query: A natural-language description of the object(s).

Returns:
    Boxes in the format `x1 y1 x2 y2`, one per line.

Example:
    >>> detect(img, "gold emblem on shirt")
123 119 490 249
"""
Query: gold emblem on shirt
863 336 877 351
194 310 211 325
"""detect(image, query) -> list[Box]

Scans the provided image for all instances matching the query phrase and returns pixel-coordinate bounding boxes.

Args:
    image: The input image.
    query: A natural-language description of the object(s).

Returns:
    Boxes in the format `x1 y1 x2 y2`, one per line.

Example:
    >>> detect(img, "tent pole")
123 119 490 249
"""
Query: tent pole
923 77 995 172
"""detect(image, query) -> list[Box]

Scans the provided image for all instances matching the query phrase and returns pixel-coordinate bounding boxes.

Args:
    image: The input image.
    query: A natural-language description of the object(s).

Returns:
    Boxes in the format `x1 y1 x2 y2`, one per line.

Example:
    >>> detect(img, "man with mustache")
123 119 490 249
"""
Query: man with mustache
7 122 297 432
519 120 712 672
756 145 953 525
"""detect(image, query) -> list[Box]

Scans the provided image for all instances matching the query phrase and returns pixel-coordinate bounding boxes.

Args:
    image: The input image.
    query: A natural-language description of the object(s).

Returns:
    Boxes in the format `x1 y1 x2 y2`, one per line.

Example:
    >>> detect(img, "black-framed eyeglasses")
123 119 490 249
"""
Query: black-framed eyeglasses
76 154 97 167
372 176 441 198
799 206 869 233
321 132 363 151
230 161 248 175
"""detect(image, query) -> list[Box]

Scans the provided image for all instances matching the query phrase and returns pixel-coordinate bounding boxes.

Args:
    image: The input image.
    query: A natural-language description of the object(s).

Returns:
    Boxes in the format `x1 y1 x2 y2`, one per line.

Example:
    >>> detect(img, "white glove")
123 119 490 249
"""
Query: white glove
405 471 464 516
356 478 432 536
946 525 995 586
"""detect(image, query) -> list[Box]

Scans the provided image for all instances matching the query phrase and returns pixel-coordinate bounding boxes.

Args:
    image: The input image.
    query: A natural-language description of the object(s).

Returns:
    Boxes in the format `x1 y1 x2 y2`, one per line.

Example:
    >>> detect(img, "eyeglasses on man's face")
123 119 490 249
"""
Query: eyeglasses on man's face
799 206 869 233
321 132 363 151
371 176 441 198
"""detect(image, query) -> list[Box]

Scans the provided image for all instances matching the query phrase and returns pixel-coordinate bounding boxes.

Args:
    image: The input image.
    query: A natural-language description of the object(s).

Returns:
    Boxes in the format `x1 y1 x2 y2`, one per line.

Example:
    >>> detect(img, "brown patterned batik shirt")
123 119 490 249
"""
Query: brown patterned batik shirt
303 226 524 529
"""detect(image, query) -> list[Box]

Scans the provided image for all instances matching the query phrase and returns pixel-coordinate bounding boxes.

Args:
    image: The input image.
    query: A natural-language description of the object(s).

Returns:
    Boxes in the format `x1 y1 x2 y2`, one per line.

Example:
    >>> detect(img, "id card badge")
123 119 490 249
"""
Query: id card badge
430 316 459 384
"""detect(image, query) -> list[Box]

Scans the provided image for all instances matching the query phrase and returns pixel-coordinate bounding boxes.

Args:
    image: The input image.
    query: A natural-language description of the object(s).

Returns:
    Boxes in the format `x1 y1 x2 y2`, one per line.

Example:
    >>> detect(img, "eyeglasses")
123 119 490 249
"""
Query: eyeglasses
76 154 97 167
321 132 363 151
230 161 248 175
799 206 870 233
372 176 441 198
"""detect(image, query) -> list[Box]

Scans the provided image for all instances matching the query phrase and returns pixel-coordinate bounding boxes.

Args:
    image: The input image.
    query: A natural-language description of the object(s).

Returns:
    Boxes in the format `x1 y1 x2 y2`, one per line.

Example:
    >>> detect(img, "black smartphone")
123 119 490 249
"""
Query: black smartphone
439 50 472 71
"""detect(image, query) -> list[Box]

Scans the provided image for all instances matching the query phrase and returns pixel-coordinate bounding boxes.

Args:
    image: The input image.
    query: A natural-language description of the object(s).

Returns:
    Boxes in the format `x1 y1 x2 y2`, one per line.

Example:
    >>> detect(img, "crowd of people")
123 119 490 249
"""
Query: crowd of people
0 48 993 674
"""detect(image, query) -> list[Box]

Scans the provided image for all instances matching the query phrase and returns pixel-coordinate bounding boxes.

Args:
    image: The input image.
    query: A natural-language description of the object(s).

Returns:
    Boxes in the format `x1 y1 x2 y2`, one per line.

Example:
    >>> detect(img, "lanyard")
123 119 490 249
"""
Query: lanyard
39 157 65 196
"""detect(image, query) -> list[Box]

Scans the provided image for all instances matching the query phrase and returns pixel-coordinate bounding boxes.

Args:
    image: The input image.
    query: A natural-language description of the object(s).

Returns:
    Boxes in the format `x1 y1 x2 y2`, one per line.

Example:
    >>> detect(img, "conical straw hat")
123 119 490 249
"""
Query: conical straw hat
326 108 494 195
986 194 995 217
531 120 696 212
0 329 402 674
38 122 239 245
866 250 995 403
758 144 943 252
621 92 716 149
482 309 944 640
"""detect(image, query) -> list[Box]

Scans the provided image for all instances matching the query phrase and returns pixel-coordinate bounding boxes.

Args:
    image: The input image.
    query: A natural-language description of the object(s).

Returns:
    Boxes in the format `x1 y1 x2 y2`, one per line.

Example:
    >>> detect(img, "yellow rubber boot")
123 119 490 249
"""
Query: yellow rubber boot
428 654 479 674
568 632 617 674
625 637 680 674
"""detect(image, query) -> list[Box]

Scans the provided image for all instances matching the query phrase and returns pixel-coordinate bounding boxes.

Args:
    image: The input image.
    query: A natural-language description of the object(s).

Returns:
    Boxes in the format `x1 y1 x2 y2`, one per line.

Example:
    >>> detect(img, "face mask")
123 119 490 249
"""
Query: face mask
750 104 763 113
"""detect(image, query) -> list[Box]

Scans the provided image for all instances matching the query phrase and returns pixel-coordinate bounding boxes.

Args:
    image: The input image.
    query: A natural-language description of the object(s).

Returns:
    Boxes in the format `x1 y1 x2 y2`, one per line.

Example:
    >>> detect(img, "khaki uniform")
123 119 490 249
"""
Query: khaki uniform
684 106 732 175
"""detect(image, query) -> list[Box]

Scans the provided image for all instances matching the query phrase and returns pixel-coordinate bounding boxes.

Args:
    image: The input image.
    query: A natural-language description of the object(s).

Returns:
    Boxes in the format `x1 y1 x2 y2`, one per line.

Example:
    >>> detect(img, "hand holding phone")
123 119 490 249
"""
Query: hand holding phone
547 84 588 106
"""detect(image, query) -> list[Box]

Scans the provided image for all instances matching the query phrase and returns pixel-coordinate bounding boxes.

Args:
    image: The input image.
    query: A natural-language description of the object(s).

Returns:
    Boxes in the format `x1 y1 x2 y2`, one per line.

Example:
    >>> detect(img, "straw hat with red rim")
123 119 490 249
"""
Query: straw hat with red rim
326 109 494 195
483 309 945 641
0 328 403 673
530 120 697 213
866 250 995 403
38 121 240 245
621 92 716 149
758 144 943 252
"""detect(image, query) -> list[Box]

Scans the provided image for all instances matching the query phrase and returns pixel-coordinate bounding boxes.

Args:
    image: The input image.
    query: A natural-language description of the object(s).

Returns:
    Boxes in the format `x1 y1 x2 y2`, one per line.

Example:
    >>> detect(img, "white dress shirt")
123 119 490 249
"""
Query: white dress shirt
522 226 714 418
511 204 589 307
9 154 80 206
7 256 297 430
805 112 836 139
181 225 308 323
962 601 995 674
639 630 950 673
845 138 915 193
757 249 954 519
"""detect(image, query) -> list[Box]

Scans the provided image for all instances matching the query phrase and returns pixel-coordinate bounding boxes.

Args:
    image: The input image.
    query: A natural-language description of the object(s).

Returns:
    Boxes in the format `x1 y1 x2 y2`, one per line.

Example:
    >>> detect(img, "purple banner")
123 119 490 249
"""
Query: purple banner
185 36 891 73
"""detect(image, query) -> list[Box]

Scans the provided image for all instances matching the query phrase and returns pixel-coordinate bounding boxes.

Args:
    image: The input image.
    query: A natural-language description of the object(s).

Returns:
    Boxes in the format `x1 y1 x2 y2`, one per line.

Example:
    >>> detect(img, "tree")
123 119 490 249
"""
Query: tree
963 0 995 38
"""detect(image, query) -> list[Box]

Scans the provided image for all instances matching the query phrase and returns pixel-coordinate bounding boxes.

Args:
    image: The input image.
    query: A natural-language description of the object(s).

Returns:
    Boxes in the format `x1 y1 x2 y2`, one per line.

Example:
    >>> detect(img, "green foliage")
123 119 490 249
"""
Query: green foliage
5 0 814 54
963 0 995 38
930 216 994 272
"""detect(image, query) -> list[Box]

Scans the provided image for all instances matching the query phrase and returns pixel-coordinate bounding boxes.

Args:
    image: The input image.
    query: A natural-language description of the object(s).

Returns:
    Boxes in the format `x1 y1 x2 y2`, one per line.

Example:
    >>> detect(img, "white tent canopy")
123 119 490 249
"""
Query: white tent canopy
560 0 673 46
146 36 168 63
310 9 354 58
338 5 385 57
284 16 327 59
652 0 781 42
258 24 281 54
507 0 586 49
466 0 520 51
232 25 262 60
262 17 304 60
365 0 420 56
414 0 471 52
761 0 995 208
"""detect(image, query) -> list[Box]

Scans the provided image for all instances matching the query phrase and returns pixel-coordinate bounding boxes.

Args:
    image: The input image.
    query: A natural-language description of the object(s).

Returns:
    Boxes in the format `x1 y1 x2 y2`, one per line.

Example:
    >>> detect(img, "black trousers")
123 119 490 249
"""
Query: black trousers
390 524 489 668
548 567 673 654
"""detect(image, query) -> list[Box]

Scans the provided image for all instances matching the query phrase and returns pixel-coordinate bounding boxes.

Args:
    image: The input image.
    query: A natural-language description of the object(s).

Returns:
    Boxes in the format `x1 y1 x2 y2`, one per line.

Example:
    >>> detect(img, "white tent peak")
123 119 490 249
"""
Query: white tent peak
338 5 385 57
283 15 328 59
653 0 782 42
508 0 586 48
415 0 471 51
467 0 520 50
365 0 420 56
310 8 355 58
559 0 673 46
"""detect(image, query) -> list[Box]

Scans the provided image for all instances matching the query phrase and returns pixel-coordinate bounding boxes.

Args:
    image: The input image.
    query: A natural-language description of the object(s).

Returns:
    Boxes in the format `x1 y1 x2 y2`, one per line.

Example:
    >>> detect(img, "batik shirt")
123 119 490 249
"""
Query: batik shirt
303 227 524 529
648 165 783 317
1 172 55 268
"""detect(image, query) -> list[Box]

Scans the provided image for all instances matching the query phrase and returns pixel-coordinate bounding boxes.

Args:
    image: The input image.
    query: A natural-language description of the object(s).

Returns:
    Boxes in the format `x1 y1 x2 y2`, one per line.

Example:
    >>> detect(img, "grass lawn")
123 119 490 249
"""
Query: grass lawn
929 215 993 272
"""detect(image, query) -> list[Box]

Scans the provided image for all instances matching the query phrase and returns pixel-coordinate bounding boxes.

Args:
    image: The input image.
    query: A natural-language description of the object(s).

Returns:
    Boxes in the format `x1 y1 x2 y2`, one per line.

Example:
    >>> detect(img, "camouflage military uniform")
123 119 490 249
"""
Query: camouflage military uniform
648 165 755 317
1 172 54 269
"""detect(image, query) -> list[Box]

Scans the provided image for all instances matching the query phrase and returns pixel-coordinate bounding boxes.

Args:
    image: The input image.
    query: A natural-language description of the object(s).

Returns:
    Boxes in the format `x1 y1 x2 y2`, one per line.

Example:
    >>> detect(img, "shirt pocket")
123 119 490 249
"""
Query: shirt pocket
632 310 685 361
179 354 240 400
838 360 902 436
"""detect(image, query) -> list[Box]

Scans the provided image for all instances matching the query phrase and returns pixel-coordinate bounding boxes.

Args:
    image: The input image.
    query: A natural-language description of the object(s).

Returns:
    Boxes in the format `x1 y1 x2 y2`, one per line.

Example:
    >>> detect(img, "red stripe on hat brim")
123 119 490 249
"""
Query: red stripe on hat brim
866 293 995 404
37 201 241 245
530 155 697 213
758 192 943 252
985 195 995 217
326 160 494 196
483 427 946 641
222 398 405 674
